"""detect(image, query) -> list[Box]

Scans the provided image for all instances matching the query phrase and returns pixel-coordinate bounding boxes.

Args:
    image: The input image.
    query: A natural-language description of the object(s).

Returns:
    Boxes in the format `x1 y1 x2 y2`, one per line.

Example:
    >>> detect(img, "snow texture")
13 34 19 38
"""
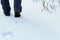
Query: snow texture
0 0 60 40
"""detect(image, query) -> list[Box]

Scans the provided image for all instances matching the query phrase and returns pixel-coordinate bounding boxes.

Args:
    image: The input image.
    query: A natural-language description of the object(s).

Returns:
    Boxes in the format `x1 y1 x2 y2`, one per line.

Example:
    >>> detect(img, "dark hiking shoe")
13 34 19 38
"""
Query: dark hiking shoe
4 12 10 16
15 11 21 17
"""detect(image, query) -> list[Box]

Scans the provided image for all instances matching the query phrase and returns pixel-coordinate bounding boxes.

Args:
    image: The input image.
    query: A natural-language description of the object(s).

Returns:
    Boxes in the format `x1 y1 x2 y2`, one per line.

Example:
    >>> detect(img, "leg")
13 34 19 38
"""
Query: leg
14 0 22 17
14 0 22 12
1 0 11 16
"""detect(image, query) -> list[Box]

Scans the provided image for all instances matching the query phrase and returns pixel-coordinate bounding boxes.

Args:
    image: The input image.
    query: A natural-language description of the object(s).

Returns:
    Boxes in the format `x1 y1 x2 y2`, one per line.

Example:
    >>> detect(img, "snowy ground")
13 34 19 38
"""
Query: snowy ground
0 0 60 40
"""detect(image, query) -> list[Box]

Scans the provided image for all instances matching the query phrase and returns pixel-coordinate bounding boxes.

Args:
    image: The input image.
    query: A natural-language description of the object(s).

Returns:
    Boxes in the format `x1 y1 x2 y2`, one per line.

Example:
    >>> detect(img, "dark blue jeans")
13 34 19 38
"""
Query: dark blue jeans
1 0 22 14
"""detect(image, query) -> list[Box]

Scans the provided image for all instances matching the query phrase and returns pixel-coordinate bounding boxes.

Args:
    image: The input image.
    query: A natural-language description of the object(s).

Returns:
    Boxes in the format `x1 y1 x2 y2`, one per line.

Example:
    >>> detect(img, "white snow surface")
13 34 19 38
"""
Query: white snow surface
0 0 60 40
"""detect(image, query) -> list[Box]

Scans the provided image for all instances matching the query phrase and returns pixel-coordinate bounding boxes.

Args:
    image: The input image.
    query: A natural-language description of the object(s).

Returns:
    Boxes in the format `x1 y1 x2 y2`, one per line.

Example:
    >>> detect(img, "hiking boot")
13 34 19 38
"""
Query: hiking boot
15 11 21 17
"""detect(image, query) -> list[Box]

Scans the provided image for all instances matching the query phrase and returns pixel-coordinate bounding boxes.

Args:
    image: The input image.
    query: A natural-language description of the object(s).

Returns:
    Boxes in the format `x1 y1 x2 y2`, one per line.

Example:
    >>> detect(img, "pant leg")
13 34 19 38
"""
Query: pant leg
14 0 22 12
1 0 11 14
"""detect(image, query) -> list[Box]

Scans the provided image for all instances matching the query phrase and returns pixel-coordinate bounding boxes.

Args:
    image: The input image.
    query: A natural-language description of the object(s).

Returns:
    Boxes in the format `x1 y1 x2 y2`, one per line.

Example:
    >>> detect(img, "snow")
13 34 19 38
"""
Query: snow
0 0 60 40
